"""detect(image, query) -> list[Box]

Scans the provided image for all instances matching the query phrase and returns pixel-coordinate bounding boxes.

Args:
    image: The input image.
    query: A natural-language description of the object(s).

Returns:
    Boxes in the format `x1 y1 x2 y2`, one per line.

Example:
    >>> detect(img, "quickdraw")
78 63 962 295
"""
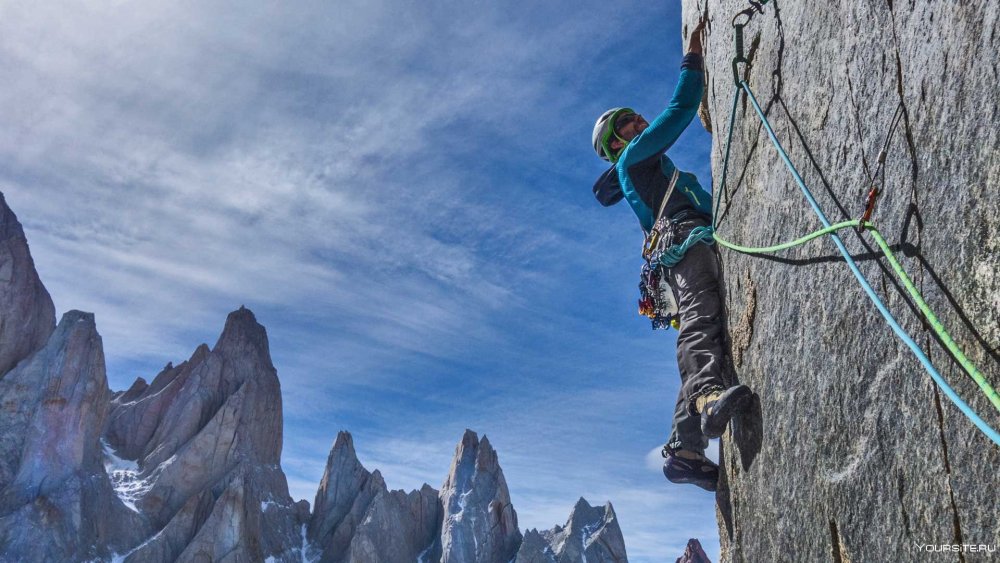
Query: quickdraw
858 104 903 229
731 0 770 85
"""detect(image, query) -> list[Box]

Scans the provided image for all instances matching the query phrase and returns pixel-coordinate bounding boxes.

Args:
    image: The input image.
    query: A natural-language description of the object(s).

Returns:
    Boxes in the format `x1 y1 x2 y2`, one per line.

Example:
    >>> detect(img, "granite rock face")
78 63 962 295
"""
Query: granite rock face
345 485 442 563
514 498 628 563
0 193 54 379
308 431 393 562
680 2 1000 561
106 307 305 562
440 430 523 563
0 311 145 562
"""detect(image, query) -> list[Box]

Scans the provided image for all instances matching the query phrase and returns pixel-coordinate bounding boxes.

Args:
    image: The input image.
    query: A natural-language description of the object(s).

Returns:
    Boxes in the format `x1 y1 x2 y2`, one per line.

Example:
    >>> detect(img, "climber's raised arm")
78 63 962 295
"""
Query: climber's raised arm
617 19 707 166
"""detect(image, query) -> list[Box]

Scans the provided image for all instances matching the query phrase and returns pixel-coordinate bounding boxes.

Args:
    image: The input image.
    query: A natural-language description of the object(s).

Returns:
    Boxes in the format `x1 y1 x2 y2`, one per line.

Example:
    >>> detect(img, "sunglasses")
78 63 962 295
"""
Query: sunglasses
614 112 640 135
601 108 637 163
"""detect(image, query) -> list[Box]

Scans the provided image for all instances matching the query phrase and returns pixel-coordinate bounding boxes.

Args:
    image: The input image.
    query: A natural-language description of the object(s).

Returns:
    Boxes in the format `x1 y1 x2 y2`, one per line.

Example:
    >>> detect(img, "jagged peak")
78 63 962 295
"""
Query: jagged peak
603 500 617 518
0 192 54 379
450 429 500 473
439 428 521 562
368 469 386 491
212 306 272 364
320 431 369 479
677 538 711 563
476 435 500 470
191 343 210 361
61 309 95 325
330 431 357 460
460 428 479 448
333 430 354 449
566 497 617 530
0 191 25 240
117 377 149 404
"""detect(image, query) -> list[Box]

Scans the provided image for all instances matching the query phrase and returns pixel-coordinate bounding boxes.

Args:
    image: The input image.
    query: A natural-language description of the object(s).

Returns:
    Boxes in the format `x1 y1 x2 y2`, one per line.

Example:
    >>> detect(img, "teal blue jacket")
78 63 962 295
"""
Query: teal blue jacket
615 54 711 232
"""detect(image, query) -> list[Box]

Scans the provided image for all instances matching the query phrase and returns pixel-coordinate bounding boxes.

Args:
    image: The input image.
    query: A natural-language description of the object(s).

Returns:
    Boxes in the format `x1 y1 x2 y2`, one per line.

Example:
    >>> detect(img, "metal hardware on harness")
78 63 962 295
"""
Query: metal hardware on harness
637 261 678 330
642 230 660 261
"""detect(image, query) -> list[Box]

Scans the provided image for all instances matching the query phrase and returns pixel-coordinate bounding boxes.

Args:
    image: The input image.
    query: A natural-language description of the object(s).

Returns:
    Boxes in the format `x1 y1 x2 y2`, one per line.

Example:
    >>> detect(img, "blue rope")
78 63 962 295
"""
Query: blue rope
656 226 716 268
739 80 1000 447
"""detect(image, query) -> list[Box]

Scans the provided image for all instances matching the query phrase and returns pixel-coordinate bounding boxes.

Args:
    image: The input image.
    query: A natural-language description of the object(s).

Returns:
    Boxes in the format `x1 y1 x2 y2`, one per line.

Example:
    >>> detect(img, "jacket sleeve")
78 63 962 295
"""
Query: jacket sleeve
619 54 704 165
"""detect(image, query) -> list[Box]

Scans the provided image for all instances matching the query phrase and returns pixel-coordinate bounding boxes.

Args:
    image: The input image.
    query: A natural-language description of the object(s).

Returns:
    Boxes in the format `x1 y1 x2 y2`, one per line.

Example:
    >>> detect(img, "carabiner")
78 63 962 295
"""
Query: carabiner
731 23 747 85
732 0 766 28
643 230 661 260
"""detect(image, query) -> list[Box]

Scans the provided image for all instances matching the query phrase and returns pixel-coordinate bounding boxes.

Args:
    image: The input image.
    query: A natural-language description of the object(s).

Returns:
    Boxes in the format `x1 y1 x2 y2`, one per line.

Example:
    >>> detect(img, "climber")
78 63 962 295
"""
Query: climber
590 17 752 492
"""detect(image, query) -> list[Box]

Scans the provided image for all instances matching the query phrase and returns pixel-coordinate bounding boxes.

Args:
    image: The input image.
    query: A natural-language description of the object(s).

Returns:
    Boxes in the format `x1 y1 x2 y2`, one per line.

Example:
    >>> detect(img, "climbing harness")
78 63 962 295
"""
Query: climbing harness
638 169 682 330
710 1 1000 447
636 166 721 330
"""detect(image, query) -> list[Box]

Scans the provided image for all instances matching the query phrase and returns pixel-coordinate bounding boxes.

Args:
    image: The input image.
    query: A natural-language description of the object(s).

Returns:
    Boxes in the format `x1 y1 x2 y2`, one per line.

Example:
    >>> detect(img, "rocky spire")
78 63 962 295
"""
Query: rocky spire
307 431 445 563
0 311 146 561
308 431 388 562
439 429 522 563
102 307 301 562
675 539 711 563
0 191 55 379
514 498 627 563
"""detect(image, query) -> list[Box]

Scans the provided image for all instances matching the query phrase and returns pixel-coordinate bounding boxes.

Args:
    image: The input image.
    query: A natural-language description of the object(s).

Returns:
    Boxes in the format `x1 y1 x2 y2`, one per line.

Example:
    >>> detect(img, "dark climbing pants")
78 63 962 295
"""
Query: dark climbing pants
664 214 727 455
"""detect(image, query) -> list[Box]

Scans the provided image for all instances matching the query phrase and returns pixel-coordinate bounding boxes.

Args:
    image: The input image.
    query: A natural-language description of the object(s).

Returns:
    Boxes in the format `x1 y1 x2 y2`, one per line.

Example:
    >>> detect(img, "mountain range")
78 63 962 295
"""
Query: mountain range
0 192 631 562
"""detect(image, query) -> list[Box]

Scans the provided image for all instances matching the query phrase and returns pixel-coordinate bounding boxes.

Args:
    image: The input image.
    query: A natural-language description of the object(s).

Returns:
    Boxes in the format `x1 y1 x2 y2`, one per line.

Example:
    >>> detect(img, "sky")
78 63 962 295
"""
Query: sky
0 1 722 560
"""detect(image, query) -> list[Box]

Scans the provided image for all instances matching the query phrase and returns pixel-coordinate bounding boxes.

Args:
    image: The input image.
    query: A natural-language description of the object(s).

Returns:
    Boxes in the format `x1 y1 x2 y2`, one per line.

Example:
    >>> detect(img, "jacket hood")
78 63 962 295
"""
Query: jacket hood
592 166 624 206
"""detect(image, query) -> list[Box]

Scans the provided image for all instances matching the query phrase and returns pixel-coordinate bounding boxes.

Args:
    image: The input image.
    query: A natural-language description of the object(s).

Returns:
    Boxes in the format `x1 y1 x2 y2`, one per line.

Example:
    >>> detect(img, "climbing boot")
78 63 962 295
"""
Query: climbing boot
697 385 752 439
662 449 718 492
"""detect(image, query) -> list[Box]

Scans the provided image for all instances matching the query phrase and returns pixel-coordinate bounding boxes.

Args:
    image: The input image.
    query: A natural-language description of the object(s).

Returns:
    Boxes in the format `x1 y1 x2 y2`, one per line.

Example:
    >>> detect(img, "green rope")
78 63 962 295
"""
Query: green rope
714 220 858 254
713 219 1000 415
864 226 1000 414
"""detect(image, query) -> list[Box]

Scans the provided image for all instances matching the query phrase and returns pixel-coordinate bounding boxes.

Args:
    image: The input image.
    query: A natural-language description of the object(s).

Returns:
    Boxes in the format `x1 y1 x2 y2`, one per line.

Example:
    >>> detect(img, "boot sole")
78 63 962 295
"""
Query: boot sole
665 474 717 492
701 385 752 438
663 458 719 492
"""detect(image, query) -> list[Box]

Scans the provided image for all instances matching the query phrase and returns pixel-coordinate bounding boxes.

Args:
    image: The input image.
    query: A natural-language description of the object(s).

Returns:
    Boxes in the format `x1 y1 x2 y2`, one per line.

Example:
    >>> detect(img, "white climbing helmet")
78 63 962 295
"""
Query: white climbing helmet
592 107 634 162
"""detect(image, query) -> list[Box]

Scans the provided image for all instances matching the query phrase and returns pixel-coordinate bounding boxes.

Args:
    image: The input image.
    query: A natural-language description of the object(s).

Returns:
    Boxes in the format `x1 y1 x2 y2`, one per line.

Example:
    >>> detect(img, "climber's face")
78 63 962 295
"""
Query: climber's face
610 113 648 151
